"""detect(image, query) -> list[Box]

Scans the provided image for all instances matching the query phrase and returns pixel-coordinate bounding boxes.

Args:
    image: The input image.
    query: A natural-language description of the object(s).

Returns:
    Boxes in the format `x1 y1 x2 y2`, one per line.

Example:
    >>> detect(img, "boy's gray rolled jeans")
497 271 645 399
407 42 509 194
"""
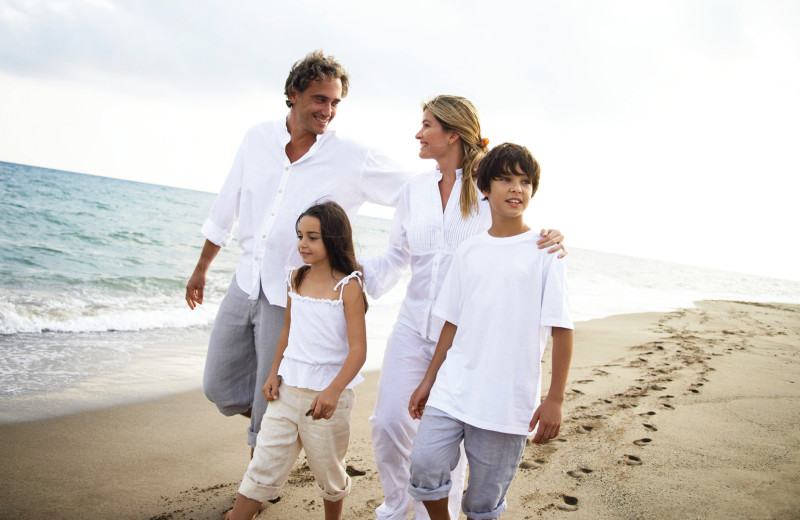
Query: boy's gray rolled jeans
203 275 286 447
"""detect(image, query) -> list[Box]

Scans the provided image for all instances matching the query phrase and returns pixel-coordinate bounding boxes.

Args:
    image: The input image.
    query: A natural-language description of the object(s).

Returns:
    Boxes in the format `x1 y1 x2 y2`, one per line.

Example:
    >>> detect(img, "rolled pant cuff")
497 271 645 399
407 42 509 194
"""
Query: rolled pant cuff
247 427 258 448
238 474 281 503
316 476 351 502
463 500 507 520
407 480 452 503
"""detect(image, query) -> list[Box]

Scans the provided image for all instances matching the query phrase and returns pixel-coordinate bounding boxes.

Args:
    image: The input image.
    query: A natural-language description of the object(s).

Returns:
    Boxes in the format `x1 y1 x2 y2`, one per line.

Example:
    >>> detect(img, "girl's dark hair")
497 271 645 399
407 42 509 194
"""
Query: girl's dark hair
294 201 367 312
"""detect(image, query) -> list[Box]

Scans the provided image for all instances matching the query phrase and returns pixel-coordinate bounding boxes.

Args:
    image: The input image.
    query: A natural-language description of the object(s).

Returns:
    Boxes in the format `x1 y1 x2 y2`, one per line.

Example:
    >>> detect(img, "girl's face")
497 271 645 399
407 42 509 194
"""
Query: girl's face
296 216 328 266
415 109 455 161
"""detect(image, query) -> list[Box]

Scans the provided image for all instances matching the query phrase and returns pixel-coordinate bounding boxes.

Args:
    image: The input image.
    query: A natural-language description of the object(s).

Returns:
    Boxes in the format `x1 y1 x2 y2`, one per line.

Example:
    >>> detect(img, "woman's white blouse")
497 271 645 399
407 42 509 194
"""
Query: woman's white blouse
361 169 490 342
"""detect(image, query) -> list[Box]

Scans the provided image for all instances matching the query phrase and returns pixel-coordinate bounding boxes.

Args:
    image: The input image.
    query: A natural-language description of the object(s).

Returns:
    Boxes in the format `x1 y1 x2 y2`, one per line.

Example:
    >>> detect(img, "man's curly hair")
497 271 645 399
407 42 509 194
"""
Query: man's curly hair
284 50 350 108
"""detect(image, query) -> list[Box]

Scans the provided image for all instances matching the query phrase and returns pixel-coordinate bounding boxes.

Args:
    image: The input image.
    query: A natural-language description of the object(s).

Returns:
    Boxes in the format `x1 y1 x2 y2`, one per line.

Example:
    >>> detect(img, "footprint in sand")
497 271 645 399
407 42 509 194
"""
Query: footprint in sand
346 465 367 477
557 495 579 511
575 379 594 384
638 411 656 417
519 458 546 470
366 498 383 509
661 403 675 410
578 425 594 434
689 388 700 394
624 454 643 466
566 468 594 479
572 388 584 395
633 438 652 446
643 423 658 432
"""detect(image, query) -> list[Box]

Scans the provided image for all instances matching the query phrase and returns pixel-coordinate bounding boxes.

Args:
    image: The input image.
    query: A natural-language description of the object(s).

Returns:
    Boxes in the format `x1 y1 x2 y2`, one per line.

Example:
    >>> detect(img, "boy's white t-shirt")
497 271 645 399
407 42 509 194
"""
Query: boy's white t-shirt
427 229 573 436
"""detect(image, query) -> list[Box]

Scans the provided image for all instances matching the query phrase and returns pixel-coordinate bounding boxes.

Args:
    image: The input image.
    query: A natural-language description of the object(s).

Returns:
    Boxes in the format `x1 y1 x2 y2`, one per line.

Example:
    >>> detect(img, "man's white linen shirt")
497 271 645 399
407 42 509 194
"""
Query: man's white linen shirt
202 119 408 306
428 230 573 436
360 169 491 343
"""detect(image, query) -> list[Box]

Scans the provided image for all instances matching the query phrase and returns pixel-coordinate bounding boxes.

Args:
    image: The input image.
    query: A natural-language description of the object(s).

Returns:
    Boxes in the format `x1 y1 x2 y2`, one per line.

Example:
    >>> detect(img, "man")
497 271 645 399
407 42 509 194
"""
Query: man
185 50 408 450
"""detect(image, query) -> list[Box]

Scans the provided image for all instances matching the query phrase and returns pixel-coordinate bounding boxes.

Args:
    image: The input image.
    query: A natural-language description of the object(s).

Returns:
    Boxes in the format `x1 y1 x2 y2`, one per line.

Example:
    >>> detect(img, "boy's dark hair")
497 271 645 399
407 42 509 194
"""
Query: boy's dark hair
284 50 350 108
294 201 367 312
476 142 541 197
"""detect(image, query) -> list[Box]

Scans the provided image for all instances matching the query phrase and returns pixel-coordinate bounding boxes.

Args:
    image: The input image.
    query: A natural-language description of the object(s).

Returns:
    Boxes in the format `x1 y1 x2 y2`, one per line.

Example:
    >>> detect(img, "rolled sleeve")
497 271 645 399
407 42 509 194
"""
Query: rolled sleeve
201 218 234 247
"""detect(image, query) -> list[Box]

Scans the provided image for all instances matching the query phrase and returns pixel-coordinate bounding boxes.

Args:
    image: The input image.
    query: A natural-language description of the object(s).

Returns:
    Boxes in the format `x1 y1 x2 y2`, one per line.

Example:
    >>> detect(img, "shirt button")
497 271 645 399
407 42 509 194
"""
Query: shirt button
262 234 266 238
278 189 283 193
271 212 275 216
285 167 289 171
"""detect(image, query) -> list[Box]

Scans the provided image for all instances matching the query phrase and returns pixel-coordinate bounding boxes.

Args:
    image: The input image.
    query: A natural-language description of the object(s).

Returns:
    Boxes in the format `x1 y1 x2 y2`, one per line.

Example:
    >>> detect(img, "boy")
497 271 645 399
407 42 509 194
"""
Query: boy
406 143 574 520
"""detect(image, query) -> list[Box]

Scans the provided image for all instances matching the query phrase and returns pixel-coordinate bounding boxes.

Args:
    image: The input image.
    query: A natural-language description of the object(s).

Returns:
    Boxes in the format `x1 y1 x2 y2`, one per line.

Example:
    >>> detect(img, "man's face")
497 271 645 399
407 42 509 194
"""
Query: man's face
288 77 343 136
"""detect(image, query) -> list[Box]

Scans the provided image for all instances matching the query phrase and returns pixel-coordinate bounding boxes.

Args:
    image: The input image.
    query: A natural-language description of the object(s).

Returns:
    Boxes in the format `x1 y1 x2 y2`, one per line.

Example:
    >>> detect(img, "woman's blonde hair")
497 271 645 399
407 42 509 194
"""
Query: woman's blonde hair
422 95 488 218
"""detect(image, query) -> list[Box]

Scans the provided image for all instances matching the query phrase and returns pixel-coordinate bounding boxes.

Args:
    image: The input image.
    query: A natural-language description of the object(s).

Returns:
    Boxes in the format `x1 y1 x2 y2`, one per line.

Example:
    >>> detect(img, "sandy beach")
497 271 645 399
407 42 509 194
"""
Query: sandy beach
1 300 798 520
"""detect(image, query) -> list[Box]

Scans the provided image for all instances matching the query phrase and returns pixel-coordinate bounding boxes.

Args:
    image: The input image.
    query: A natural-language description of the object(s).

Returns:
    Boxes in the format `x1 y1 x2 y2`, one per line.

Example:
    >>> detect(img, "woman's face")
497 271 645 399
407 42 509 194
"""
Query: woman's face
415 109 454 161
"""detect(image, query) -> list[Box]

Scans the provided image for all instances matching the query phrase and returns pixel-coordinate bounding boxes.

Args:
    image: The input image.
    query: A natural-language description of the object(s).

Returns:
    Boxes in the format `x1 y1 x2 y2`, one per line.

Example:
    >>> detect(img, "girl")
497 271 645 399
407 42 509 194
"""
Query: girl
225 201 368 520
361 95 565 520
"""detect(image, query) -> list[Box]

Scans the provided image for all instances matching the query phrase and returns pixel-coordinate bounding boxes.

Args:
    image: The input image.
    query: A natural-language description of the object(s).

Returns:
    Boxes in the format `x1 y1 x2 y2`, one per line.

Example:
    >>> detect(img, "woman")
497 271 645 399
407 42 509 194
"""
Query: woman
361 95 566 520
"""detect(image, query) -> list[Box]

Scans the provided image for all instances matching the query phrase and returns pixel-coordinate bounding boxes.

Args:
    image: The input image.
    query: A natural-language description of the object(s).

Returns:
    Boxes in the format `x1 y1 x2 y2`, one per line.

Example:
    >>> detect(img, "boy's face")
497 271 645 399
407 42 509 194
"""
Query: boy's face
480 166 533 220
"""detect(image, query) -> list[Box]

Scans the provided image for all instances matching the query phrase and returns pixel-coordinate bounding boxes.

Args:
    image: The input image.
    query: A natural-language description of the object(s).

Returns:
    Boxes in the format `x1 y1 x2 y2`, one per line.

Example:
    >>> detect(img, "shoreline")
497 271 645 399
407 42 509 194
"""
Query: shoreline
1 300 799 519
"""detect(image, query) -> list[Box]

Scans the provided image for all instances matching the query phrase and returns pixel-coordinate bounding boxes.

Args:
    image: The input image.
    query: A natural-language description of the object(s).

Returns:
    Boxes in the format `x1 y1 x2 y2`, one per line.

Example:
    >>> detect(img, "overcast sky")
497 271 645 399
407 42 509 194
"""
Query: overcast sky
1 0 799 281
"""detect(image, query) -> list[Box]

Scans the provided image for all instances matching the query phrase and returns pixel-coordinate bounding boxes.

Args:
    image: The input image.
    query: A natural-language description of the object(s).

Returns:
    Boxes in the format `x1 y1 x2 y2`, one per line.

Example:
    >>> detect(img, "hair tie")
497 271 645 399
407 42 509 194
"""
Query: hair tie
480 137 489 148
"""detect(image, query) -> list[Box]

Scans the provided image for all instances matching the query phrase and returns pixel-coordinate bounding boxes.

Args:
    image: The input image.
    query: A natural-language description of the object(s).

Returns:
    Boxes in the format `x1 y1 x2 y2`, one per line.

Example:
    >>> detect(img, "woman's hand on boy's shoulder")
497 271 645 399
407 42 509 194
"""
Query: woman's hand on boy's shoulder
538 229 567 258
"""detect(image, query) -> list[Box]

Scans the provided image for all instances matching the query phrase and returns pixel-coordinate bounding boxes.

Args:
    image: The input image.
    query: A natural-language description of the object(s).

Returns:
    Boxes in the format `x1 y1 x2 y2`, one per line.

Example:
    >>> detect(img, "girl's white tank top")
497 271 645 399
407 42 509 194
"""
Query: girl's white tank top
278 268 365 391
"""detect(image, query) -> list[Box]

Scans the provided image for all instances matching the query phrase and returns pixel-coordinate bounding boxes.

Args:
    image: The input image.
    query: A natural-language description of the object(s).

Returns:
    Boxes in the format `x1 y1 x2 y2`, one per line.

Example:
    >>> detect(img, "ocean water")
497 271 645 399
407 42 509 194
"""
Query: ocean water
2 161 799 423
